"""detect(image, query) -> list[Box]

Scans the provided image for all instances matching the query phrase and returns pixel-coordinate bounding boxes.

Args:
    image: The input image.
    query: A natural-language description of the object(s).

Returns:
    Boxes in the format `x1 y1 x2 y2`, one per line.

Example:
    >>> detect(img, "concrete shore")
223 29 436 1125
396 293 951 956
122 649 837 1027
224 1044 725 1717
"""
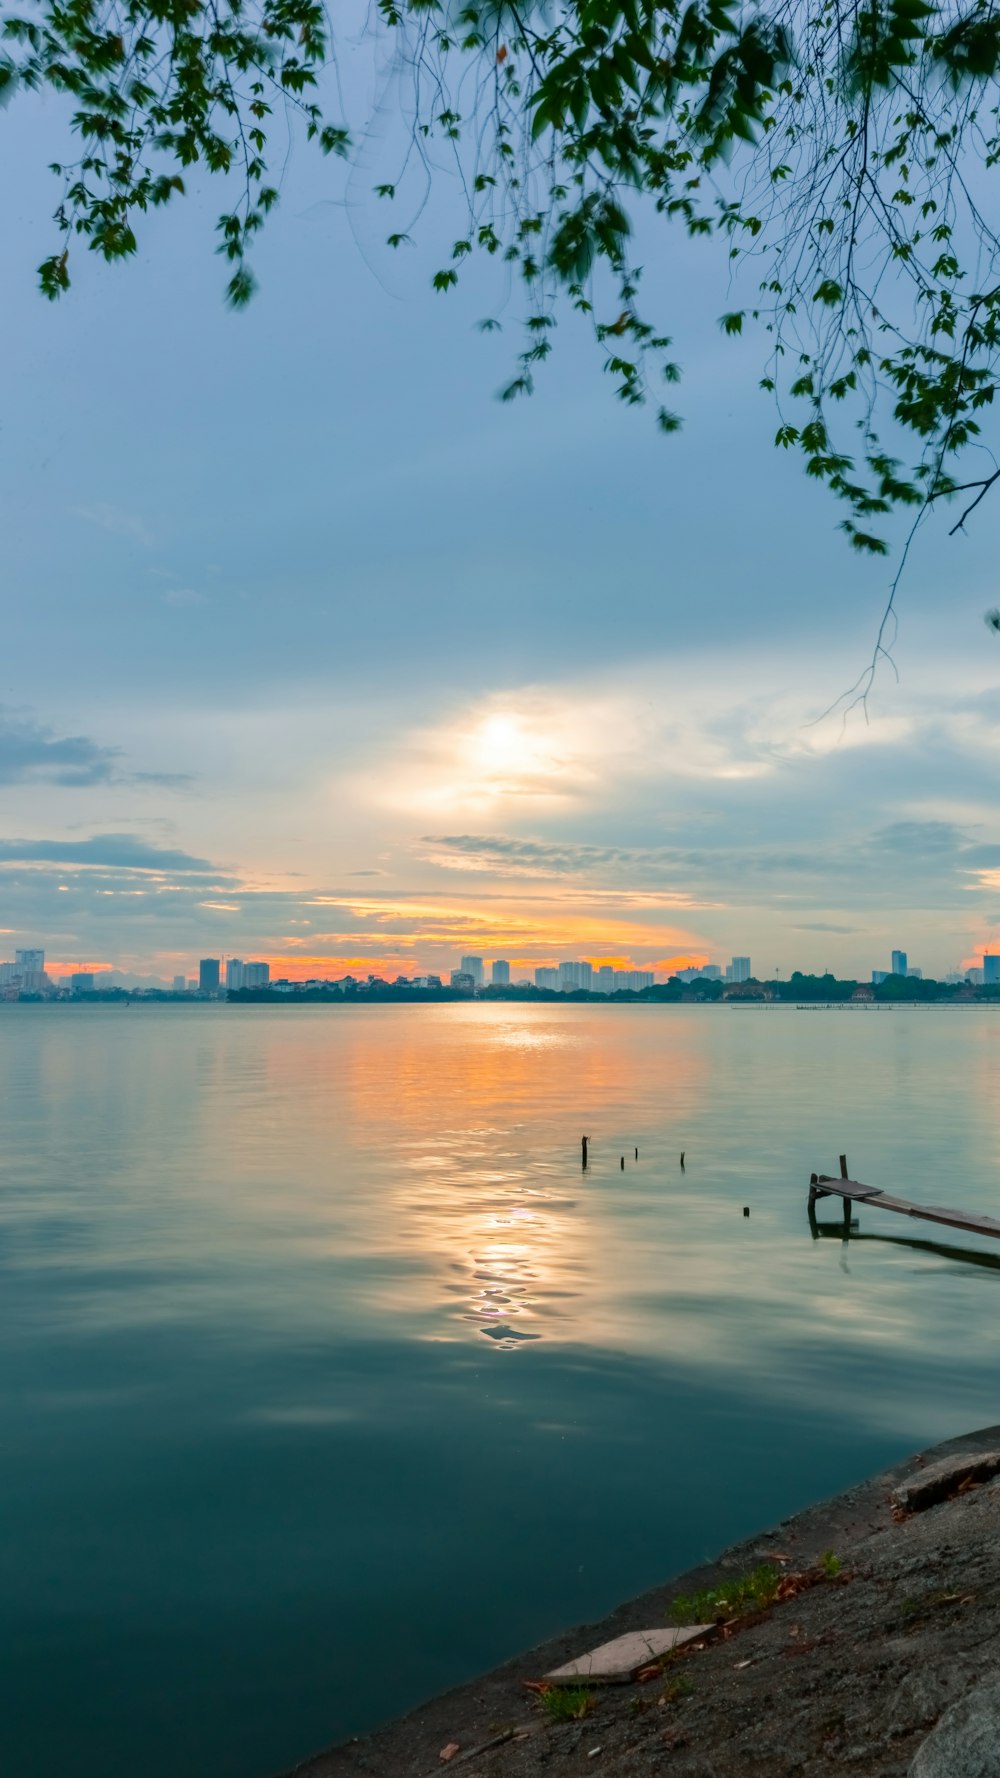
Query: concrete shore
274 1424 1000 1778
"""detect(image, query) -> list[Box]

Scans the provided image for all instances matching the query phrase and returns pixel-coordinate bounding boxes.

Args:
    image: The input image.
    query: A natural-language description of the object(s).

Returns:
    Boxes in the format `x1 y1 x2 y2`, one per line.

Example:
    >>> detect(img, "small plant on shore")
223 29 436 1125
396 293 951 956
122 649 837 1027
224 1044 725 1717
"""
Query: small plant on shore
540 1687 595 1722
670 1564 781 1625
660 1674 694 1704
819 1551 843 1578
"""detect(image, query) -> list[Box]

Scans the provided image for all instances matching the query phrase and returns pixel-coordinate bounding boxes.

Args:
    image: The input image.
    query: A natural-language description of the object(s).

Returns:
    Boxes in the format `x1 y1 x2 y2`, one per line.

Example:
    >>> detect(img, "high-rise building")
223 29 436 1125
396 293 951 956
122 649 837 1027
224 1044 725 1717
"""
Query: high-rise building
460 955 484 987
596 965 615 993
243 961 270 988
226 958 245 991
172 975 186 993
491 959 510 986
70 972 94 992
726 956 751 984
535 966 559 990
450 970 476 992
984 953 1000 984
891 949 908 976
906 967 923 980
199 958 221 994
613 970 654 992
15 948 44 972
872 970 888 984
556 960 594 991
700 964 722 980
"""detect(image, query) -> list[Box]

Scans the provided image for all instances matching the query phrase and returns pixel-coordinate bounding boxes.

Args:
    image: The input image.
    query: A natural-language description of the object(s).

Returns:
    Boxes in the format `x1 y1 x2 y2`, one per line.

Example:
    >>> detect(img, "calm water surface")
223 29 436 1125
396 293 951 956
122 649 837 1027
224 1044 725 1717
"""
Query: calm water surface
4 1002 1000 1777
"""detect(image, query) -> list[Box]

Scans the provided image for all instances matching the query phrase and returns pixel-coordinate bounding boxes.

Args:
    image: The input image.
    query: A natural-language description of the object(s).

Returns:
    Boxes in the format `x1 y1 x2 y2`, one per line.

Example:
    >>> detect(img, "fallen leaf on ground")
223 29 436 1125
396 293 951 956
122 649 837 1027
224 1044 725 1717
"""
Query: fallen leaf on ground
439 1744 460 1762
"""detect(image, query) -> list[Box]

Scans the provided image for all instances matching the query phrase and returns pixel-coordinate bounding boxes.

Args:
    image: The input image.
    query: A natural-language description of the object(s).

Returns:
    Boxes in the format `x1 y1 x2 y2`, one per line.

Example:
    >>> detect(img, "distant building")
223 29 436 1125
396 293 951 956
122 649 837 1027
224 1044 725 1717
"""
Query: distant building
70 972 95 992
535 967 559 990
491 959 511 986
172 975 186 994
613 970 654 992
450 970 476 993
460 955 484 987
700 964 722 980
595 965 615 993
226 958 245 991
906 967 923 980
199 958 221 994
10 948 47 992
968 967 985 986
891 949 908 976
872 970 888 984
558 960 594 991
726 956 751 984
984 953 1000 984
243 961 270 988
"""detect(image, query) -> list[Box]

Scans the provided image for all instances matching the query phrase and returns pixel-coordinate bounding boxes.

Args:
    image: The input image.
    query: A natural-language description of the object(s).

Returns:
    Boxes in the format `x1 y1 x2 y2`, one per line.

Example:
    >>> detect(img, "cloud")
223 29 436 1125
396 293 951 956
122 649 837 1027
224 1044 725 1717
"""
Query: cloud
0 710 119 786
0 834 214 872
74 503 155 547
791 922 861 934
162 588 207 607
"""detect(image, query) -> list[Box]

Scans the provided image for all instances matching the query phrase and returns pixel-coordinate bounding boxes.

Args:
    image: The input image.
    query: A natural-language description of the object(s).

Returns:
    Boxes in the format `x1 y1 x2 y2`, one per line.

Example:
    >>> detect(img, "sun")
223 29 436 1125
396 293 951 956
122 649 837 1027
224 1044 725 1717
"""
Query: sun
471 714 536 777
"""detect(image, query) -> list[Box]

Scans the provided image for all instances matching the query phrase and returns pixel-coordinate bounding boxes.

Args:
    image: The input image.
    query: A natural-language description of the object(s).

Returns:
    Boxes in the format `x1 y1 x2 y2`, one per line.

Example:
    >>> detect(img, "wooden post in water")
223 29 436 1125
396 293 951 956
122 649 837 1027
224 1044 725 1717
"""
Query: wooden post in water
634 1147 638 1161
680 1151 686 1170
620 1155 625 1170
840 1156 851 1235
581 1135 589 1170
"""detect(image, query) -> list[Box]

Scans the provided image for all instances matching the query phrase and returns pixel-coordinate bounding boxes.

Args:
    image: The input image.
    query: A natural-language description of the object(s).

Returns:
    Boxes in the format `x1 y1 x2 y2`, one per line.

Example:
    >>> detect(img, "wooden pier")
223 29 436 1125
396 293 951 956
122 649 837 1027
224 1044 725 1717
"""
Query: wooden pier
809 1155 1000 1241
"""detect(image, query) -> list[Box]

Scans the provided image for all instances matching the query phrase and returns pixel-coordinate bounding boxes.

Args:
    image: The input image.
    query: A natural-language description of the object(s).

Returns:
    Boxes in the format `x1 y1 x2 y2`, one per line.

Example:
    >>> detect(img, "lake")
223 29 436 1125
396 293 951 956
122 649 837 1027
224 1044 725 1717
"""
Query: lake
3 1001 1000 1778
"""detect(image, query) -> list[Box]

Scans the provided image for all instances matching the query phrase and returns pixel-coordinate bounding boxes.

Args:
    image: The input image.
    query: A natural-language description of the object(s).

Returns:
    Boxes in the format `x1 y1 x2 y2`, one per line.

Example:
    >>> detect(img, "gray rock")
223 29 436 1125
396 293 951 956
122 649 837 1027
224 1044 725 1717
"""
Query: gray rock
893 1452 1000 1514
909 1676 1000 1777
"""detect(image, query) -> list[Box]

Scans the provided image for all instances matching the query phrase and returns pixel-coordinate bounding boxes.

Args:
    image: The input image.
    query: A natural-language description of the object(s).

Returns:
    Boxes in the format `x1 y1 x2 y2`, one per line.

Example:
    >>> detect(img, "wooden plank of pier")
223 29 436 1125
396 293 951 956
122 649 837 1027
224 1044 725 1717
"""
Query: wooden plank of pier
810 1173 1000 1240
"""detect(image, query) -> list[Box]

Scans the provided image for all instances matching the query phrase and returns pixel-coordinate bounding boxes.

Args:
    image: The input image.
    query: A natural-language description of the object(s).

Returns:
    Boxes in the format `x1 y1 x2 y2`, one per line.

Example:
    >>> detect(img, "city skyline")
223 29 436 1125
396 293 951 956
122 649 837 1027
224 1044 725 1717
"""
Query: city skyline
7 939 1000 995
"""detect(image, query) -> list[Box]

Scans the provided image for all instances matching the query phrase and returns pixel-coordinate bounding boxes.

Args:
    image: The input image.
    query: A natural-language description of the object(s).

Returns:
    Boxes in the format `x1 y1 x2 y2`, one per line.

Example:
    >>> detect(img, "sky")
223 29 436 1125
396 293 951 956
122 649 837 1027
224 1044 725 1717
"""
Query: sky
2 35 999 986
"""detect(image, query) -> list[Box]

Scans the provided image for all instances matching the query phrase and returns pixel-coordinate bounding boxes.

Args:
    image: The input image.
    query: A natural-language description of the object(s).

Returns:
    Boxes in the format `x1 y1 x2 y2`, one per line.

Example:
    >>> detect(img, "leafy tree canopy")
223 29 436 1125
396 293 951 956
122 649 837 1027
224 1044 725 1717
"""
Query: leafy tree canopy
4 0 1000 549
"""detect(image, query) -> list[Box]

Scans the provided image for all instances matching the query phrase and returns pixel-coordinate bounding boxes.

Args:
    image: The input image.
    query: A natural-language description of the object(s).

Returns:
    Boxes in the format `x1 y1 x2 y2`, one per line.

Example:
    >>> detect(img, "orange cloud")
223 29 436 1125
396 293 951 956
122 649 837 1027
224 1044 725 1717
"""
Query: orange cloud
46 960 114 978
261 955 419 982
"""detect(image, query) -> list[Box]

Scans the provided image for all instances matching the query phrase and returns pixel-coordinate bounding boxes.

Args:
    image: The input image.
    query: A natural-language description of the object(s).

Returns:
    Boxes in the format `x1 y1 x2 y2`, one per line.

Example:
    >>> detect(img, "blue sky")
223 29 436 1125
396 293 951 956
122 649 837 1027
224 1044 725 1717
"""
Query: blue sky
1 45 999 983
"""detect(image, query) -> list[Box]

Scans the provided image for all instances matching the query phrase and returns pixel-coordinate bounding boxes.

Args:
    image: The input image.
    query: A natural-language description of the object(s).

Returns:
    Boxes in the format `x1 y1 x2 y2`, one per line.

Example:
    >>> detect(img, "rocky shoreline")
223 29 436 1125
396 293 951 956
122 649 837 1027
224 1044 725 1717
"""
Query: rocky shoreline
274 1426 1000 1778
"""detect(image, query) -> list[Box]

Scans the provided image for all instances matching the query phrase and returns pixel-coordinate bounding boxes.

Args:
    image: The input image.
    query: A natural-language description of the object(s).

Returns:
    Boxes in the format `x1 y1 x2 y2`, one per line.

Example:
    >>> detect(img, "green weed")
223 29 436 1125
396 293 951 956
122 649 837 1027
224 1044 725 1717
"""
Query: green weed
819 1551 843 1577
540 1686 595 1722
660 1674 694 1703
670 1564 781 1624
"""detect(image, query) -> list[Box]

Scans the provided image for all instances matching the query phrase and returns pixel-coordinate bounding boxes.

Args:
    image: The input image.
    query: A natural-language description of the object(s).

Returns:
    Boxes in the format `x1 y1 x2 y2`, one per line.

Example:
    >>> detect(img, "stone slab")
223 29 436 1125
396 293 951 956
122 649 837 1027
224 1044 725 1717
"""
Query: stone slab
545 1624 712 1685
893 1451 1000 1514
